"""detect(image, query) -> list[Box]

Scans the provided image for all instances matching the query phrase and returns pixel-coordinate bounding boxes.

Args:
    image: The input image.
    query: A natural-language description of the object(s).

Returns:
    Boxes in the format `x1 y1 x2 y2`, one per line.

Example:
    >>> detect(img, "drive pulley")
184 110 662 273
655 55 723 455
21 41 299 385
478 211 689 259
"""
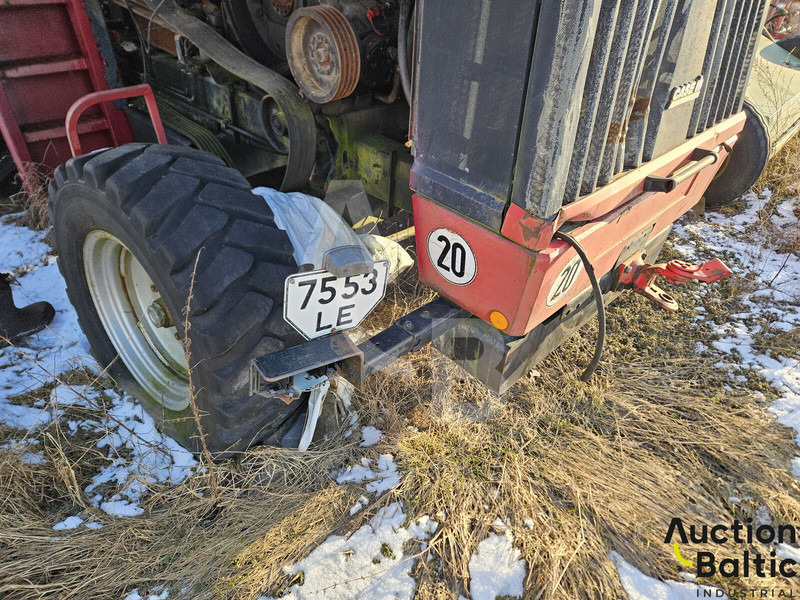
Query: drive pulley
286 5 361 103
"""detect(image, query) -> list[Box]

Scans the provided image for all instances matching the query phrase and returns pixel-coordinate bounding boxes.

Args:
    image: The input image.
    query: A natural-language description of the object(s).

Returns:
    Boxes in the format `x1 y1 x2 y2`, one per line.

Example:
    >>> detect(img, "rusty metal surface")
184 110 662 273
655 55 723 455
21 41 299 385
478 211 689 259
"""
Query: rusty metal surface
286 5 360 103
625 0 679 168
501 113 745 252
271 0 295 18
149 0 317 192
598 0 657 186
563 0 621 204
416 114 745 337
412 0 765 225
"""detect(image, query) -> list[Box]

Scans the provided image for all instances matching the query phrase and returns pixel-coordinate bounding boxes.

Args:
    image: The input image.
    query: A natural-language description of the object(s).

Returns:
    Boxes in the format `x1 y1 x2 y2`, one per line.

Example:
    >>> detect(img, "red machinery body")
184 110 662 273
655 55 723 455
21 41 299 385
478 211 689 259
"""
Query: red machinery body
0 0 134 183
0 0 769 452
414 114 744 337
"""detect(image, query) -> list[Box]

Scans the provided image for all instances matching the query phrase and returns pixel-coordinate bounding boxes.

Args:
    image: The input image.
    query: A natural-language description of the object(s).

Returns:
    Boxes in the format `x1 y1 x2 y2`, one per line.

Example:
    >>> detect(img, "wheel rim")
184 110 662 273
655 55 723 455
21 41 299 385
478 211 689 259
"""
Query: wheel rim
83 231 190 411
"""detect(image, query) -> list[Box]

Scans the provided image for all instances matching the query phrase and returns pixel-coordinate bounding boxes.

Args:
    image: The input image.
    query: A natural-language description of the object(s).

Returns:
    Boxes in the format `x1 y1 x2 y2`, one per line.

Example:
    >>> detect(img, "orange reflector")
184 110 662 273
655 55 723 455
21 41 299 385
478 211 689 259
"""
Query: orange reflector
490 311 508 330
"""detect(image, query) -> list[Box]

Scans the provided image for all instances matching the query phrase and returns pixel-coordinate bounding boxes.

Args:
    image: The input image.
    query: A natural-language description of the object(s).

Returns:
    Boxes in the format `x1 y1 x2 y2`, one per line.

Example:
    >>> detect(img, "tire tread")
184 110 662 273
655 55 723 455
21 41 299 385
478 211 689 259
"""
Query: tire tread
49 143 304 454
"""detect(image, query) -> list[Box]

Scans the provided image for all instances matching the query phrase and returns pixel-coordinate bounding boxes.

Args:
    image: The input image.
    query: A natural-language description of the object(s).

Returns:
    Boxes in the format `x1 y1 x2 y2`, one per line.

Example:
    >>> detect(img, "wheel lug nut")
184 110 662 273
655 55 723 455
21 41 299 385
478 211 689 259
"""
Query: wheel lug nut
147 301 170 328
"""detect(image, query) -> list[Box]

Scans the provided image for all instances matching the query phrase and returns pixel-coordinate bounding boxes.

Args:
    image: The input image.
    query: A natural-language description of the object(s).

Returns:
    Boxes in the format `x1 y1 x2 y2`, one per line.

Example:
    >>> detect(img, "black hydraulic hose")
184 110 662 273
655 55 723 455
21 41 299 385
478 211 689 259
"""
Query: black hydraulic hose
398 0 413 105
553 231 606 382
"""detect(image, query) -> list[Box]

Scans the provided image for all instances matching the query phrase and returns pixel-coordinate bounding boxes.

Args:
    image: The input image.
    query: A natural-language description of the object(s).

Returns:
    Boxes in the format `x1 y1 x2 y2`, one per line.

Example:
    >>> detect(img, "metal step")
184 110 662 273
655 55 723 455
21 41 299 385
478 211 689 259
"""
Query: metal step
1 56 88 79
0 0 133 186
21 117 109 143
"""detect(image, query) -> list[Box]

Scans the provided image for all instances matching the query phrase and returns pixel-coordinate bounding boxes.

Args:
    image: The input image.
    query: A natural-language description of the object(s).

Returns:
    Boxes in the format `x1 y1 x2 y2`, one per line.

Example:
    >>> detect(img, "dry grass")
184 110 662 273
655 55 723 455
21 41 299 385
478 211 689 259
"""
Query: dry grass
1 169 800 599
2 260 799 599
0 162 52 230
0 418 364 599
759 135 800 198
357 283 800 598
401 363 800 597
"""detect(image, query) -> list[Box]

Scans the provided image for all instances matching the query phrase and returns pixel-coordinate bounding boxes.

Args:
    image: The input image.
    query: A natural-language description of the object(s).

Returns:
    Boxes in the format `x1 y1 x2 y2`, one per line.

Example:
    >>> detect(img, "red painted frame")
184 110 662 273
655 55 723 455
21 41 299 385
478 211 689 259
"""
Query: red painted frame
413 112 746 337
66 84 167 156
0 0 135 185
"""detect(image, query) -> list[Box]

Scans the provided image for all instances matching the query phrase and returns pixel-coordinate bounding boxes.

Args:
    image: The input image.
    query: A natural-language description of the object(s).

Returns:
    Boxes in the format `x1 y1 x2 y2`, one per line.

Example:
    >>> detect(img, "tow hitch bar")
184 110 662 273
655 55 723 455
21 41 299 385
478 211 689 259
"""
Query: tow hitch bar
612 252 732 311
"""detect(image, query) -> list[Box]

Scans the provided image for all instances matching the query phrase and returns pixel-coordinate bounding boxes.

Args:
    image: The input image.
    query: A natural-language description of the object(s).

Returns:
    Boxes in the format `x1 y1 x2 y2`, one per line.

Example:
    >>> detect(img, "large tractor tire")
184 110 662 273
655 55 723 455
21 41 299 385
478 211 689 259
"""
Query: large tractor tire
48 143 306 455
703 101 772 207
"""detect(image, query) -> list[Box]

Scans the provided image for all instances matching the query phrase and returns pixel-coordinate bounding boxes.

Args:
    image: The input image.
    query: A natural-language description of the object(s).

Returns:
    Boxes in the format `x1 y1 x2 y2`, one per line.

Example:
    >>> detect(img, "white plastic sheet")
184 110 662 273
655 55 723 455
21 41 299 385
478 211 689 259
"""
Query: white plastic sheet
252 187 366 270
252 187 412 281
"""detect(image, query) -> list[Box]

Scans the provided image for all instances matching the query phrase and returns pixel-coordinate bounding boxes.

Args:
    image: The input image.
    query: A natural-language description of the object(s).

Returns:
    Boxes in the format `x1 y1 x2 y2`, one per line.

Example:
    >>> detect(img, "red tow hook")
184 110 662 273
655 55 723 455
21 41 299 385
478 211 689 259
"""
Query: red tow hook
612 252 733 311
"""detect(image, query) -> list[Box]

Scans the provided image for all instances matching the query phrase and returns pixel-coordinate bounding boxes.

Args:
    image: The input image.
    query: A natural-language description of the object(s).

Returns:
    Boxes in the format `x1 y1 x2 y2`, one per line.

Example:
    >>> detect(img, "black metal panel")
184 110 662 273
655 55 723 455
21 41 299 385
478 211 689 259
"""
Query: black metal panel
510 0 600 219
713 2 757 125
690 0 766 137
250 299 469 390
720 0 766 119
688 0 734 137
579 0 637 196
732 1 767 115
412 0 766 222
644 0 718 161
598 0 656 185
410 0 541 230
626 0 679 168
563 0 621 204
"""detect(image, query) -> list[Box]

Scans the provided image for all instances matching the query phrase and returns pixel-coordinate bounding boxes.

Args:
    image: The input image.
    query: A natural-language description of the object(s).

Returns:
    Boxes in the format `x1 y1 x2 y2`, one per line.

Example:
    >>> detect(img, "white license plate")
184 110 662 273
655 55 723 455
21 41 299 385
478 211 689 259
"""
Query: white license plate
284 260 390 340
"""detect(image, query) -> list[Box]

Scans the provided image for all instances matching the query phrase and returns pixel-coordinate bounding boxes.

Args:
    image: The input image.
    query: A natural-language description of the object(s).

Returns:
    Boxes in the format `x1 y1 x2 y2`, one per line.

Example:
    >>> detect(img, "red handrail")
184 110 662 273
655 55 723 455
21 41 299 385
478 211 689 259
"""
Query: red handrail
66 83 167 156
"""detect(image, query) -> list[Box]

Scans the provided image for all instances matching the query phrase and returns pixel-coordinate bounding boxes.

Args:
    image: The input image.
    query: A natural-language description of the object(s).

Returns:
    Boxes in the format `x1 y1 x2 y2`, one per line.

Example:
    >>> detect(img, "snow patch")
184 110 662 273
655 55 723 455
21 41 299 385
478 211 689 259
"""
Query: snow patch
336 454 400 495
611 552 727 599
53 515 83 530
468 527 525 600
360 426 382 447
123 589 169 600
349 495 370 516
0 216 196 518
673 198 800 473
0 261 97 401
262 503 436 600
0 215 50 273
776 543 800 563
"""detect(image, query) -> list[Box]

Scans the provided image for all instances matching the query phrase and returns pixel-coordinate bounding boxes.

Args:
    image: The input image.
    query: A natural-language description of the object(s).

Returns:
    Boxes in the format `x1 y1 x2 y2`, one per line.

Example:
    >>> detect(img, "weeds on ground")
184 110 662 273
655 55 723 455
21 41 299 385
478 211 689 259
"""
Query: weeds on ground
3 247 799 599
1 175 800 599
759 135 800 198
368 284 800 598
0 162 51 229
0 363 363 599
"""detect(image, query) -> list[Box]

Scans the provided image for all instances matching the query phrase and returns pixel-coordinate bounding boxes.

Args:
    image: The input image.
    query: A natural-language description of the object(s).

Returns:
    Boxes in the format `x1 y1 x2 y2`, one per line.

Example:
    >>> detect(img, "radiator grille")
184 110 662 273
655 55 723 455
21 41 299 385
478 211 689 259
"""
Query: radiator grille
691 0 766 135
563 0 766 205
411 0 767 226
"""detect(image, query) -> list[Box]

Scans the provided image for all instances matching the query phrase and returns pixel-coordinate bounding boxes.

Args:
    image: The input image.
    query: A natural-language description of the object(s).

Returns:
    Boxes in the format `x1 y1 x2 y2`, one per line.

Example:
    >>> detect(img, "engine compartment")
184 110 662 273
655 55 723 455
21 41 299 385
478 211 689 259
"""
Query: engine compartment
103 0 412 201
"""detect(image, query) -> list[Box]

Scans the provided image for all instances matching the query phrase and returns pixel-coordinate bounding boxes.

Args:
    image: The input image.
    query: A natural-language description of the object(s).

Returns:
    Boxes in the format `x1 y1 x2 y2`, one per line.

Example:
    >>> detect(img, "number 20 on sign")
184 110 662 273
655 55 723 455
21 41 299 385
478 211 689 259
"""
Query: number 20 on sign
427 229 477 286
